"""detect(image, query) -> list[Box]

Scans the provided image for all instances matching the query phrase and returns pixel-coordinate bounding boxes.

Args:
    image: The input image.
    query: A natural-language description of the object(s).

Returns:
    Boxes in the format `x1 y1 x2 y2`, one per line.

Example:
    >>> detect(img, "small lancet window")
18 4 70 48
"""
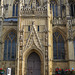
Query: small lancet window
12 4 18 16
28 26 30 31
38 26 39 31
13 4 15 16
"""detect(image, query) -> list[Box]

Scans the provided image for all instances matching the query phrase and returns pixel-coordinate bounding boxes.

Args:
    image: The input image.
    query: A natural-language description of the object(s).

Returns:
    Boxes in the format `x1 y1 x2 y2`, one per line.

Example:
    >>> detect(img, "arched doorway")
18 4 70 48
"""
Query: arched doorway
27 52 41 75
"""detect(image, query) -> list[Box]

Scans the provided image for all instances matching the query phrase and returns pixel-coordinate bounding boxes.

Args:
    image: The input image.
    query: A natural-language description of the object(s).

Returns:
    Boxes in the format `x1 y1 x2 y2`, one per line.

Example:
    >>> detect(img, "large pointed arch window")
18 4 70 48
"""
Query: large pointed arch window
53 32 65 59
4 31 17 60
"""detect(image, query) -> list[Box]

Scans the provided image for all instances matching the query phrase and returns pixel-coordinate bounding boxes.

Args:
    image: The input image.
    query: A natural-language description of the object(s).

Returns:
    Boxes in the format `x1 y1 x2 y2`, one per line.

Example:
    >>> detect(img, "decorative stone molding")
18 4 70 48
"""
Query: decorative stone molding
23 21 44 53
19 30 23 51
67 20 73 40
20 6 47 16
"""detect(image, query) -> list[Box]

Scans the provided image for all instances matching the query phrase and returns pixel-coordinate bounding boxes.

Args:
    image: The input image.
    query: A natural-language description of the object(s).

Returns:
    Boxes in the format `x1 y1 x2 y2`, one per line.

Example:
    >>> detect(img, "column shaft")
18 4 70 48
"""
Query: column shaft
66 0 74 69
47 0 53 75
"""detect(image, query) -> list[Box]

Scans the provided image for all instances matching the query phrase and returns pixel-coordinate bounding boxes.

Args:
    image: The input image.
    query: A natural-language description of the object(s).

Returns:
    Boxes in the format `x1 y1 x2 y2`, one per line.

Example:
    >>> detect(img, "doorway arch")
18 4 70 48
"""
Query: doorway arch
27 52 41 75
22 49 44 75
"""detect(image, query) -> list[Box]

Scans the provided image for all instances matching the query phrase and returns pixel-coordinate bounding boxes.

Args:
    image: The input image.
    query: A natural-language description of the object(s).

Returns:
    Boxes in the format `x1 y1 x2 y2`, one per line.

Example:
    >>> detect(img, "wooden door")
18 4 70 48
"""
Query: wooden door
27 52 41 75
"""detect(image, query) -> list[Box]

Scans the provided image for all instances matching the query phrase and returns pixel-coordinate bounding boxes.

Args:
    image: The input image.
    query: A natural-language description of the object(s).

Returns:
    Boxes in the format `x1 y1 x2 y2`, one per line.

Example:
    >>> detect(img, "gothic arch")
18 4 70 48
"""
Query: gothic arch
22 48 44 75
3 28 17 41
2 28 17 60
53 27 66 41
53 27 67 59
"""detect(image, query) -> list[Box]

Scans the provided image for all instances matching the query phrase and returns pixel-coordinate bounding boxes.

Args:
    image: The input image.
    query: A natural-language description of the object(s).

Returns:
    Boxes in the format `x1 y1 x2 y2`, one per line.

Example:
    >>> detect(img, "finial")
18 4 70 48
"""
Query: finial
32 21 35 25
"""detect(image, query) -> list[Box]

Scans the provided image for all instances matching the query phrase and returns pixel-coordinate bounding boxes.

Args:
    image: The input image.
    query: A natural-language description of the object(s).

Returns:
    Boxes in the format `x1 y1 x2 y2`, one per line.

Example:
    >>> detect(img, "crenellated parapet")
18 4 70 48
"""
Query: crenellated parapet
20 5 47 16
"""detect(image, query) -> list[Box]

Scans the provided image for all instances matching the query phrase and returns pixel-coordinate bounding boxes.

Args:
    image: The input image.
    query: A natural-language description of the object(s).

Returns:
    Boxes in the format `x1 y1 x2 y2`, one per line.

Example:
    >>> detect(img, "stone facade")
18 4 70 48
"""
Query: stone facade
0 0 75 75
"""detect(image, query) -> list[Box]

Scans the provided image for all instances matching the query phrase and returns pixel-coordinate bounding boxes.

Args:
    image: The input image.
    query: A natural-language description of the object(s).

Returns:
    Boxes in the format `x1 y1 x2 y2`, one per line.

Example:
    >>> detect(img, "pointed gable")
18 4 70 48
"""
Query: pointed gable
23 21 44 52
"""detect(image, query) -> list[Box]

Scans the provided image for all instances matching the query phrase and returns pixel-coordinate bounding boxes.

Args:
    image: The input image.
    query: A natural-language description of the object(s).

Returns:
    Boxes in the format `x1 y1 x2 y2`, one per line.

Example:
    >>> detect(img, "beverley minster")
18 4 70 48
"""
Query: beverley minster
0 0 75 75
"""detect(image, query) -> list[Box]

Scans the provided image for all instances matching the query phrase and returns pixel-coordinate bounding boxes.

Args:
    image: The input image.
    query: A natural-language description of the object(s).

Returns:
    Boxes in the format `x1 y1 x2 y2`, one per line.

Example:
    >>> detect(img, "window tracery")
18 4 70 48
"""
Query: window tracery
53 32 65 59
50 1 58 17
70 3 75 17
12 4 18 16
4 32 17 60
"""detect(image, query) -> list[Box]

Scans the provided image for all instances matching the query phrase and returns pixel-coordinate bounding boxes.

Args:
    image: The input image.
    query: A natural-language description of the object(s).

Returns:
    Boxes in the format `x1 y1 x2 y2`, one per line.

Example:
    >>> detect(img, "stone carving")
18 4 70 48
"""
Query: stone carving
23 21 44 53
20 5 47 16
19 31 23 50
67 20 73 40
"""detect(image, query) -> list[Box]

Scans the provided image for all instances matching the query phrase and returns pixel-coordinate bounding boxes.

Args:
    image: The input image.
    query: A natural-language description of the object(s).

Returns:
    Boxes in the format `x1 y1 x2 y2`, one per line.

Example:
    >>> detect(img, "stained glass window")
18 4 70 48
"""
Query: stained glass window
52 4 54 17
53 32 65 59
4 32 17 60
12 4 15 16
12 4 18 16
38 26 39 31
28 26 30 31
16 4 18 16
50 3 58 17
56 4 58 17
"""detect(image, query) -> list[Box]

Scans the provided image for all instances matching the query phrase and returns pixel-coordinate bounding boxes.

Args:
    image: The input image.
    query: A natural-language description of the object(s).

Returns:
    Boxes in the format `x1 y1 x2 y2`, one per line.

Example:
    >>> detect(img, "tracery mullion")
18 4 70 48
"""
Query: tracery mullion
7 39 8 60
53 35 57 59
61 38 64 59
57 34 60 59
14 40 15 59
54 34 58 59
14 39 16 58
57 37 58 59
12 39 16 59
59 35 62 59
60 39 62 58
61 41 64 59
4 39 8 60
10 40 12 60
73 4 74 17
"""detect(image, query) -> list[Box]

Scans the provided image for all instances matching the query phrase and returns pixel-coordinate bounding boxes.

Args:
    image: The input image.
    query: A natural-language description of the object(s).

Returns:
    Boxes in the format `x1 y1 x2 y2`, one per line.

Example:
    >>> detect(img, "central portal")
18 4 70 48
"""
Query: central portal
27 52 41 75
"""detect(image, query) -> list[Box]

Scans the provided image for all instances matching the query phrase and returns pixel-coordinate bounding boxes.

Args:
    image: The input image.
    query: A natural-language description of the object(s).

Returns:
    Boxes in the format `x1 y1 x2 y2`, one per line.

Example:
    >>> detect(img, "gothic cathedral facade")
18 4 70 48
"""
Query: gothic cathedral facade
0 0 75 75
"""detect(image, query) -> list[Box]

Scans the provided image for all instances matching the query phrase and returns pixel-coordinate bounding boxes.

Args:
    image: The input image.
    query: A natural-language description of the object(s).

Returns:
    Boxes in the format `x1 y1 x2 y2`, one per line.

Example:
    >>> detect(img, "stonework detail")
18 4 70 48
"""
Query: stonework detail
67 19 73 40
23 21 44 53
20 6 47 16
0 0 75 75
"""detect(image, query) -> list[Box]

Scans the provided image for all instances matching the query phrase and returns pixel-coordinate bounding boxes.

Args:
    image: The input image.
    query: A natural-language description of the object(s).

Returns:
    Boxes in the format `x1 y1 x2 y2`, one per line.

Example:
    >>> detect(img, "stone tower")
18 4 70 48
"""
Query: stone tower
17 0 53 75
